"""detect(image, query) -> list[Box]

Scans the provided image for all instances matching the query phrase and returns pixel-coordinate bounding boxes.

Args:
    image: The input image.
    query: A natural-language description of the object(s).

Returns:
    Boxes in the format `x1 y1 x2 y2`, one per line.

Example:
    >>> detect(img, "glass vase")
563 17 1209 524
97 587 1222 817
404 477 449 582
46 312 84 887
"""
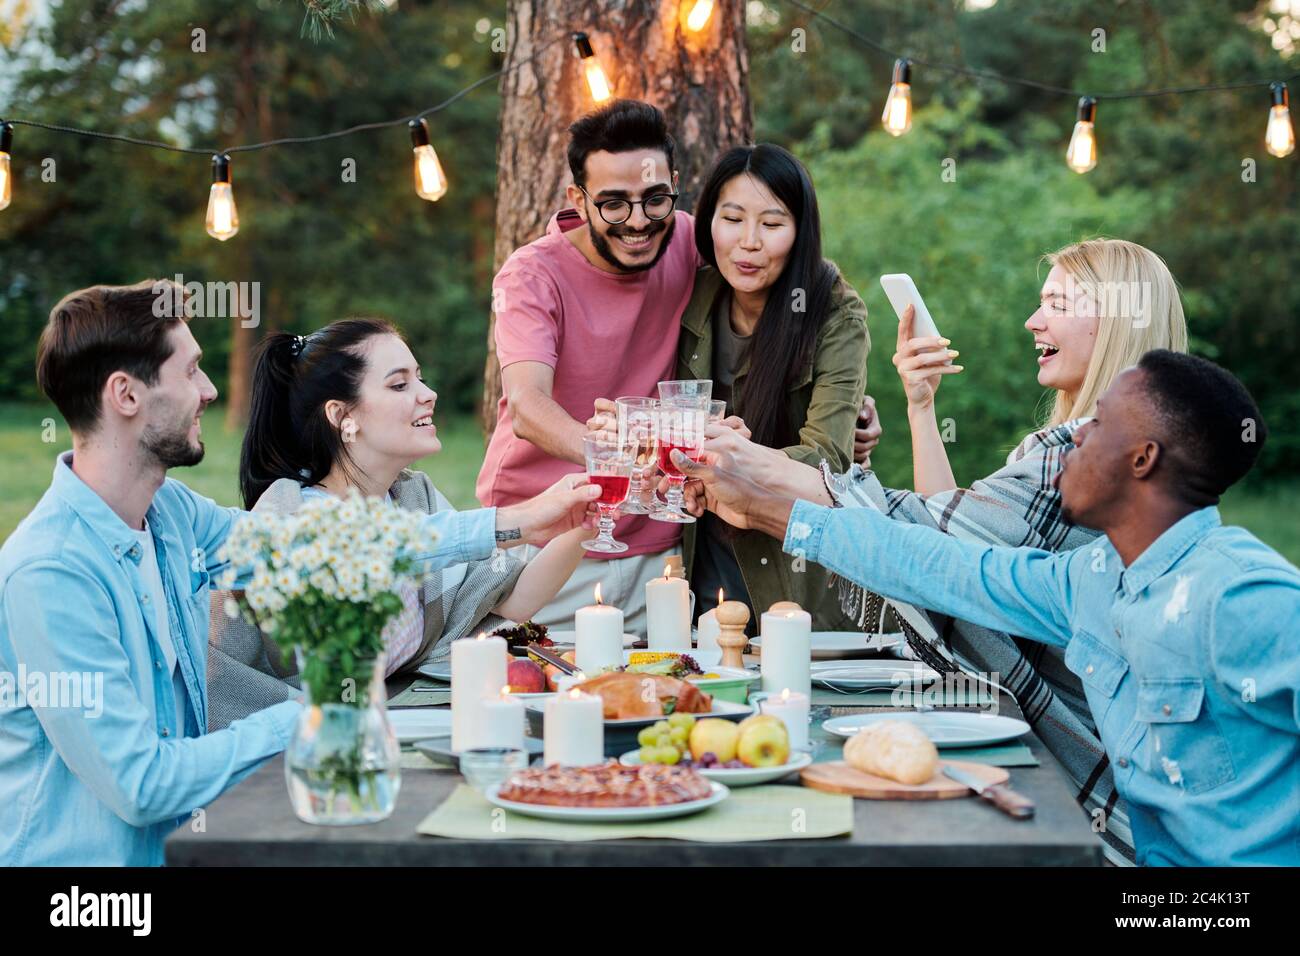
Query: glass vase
285 650 400 826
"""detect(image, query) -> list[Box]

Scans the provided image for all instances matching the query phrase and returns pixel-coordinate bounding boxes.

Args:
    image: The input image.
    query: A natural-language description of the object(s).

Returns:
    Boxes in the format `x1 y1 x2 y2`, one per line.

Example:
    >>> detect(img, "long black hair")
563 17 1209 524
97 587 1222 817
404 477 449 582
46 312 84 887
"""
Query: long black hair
693 144 836 450
240 318 398 508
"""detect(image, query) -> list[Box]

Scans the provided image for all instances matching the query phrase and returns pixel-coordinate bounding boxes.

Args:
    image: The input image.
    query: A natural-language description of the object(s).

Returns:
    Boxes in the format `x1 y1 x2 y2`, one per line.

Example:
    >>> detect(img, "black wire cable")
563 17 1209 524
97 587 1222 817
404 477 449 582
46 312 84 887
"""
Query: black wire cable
1 34 567 158
780 0 1299 100
1 9 1296 160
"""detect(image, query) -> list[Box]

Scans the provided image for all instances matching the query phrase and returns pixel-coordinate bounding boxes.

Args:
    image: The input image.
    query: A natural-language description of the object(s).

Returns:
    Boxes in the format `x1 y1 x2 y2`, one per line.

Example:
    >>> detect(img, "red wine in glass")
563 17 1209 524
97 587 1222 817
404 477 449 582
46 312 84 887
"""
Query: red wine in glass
657 443 700 478
591 473 631 505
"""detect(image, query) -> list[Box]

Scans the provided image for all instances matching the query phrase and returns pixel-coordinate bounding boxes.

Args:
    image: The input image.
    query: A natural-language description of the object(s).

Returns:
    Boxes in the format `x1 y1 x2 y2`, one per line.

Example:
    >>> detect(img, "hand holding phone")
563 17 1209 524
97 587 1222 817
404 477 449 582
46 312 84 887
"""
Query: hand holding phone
881 273 962 410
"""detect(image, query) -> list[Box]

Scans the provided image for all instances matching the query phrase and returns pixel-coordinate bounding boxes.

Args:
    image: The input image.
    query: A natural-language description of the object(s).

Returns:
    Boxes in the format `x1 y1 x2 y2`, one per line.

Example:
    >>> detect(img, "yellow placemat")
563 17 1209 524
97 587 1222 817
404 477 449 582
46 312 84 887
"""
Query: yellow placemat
417 783 853 842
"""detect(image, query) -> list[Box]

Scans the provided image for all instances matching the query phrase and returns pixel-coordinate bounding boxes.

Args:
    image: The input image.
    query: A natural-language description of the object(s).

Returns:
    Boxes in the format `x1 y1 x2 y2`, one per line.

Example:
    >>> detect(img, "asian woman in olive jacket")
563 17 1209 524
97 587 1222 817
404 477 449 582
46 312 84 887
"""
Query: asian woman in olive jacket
676 144 869 629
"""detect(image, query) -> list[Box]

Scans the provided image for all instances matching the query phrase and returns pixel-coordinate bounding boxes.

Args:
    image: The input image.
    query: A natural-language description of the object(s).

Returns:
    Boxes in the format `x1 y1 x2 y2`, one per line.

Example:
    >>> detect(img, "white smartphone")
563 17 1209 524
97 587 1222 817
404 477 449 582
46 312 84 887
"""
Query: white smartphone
880 273 942 340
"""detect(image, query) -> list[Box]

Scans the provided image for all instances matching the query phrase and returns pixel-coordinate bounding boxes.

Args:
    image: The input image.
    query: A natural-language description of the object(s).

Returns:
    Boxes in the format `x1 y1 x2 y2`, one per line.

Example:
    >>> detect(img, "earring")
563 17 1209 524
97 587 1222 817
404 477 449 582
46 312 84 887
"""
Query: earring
341 418 358 443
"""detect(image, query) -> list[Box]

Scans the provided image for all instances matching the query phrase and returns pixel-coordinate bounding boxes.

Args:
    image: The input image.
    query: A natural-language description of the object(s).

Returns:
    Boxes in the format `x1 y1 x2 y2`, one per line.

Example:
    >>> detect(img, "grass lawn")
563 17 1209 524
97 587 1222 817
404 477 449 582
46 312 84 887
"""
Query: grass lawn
2 402 1297 568
0 403 488 539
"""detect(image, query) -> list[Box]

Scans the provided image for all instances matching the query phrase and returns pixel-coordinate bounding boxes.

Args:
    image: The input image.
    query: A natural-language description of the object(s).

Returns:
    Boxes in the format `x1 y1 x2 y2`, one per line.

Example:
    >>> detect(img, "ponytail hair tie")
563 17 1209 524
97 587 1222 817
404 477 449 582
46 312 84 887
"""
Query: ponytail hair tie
289 334 307 357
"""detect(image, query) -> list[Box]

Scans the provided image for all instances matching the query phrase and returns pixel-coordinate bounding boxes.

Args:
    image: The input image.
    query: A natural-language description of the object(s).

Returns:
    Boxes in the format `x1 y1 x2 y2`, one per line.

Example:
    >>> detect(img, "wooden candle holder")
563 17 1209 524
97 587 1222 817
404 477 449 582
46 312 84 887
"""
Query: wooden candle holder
715 600 751 670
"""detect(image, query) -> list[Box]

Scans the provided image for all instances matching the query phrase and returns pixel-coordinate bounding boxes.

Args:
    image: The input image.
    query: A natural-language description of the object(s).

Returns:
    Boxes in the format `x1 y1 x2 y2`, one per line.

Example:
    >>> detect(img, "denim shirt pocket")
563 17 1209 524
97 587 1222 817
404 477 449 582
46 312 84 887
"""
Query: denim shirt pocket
1135 677 1237 795
1064 628 1129 698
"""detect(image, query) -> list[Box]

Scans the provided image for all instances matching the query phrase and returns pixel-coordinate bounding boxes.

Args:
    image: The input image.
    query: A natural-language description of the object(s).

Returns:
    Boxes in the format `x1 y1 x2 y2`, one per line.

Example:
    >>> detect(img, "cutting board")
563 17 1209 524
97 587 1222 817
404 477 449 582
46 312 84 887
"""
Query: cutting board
800 759 1009 800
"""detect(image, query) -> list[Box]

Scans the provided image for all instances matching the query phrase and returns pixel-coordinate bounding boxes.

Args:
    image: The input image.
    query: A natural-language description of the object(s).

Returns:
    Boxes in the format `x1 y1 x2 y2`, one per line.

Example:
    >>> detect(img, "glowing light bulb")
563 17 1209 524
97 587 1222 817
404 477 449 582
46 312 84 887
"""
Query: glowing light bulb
409 118 448 201
685 0 714 32
1066 97 1098 174
0 123 13 212
882 59 913 137
1266 82 1295 159
205 153 239 241
573 32 612 104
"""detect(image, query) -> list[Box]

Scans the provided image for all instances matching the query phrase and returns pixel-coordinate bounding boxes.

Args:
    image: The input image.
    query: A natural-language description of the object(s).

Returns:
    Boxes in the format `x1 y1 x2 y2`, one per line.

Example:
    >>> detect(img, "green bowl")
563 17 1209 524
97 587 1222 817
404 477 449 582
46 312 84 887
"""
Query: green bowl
688 667 761 704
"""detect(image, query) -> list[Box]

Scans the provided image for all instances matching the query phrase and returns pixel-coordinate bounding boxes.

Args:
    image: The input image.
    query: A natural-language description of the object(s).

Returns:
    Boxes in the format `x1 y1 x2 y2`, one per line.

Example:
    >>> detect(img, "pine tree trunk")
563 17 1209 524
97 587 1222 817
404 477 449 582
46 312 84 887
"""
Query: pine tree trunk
480 0 752 433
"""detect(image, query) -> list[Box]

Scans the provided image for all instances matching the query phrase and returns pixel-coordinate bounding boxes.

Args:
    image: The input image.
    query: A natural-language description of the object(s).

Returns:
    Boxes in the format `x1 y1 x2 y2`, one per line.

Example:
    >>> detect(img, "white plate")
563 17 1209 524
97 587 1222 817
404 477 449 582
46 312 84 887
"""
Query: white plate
485 780 729 822
822 711 1031 748
619 749 813 786
524 696 752 728
751 631 903 659
548 630 638 648
810 659 940 690
622 648 722 669
387 708 453 744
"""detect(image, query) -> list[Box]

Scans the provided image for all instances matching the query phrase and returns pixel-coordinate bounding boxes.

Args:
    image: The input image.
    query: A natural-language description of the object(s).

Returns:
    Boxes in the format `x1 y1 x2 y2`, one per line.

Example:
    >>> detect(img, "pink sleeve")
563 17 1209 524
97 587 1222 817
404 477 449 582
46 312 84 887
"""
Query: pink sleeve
675 211 705 270
493 261 562 369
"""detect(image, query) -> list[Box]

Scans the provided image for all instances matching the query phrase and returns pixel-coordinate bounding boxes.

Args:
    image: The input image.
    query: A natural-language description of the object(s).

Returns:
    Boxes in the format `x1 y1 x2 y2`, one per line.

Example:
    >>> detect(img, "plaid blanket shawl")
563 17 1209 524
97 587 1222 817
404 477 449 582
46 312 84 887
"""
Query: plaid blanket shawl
206 470 524 731
823 419 1135 864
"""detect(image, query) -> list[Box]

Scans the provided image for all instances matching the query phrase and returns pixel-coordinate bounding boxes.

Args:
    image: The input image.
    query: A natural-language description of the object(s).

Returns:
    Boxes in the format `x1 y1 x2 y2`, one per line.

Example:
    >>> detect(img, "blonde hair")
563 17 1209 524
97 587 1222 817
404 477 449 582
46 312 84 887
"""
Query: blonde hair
1041 238 1189 427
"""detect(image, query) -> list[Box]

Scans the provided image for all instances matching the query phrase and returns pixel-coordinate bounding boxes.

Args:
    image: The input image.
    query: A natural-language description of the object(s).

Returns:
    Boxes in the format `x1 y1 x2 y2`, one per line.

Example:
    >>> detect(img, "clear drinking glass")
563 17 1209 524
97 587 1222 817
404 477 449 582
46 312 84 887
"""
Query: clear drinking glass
649 402 706 524
615 396 659 515
657 379 713 408
582 435 634 552
706 399 727 423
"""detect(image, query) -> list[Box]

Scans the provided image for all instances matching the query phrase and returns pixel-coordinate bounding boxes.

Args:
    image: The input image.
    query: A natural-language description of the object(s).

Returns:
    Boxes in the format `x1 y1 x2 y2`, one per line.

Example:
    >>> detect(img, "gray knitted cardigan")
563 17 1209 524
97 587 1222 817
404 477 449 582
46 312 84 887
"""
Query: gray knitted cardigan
206 470 524 731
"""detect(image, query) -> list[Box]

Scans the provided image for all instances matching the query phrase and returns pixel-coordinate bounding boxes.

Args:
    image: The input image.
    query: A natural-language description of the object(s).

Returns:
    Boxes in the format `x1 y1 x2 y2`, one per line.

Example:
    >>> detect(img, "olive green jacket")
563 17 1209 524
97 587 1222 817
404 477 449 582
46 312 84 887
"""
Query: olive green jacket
678 265 870 627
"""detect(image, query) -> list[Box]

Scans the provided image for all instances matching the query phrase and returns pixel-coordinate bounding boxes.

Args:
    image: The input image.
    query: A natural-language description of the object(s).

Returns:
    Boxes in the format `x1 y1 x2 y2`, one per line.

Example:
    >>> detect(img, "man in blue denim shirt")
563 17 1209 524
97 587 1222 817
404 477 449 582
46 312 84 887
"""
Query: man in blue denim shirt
678 350 1299 866
0 281 601 866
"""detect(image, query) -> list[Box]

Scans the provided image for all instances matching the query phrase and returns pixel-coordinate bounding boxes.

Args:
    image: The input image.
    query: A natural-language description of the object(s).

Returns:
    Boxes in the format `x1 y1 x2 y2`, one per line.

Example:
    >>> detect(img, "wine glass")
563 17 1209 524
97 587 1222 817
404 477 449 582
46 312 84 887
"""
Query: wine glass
615 396 658 515
657 379 713 409
581 436 634 553
649 402 706 524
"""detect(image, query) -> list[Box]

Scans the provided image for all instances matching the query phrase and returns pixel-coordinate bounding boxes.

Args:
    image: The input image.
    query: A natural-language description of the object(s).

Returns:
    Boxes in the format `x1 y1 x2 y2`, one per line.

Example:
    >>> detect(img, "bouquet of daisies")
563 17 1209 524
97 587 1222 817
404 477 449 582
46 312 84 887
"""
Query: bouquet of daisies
218 490 439 706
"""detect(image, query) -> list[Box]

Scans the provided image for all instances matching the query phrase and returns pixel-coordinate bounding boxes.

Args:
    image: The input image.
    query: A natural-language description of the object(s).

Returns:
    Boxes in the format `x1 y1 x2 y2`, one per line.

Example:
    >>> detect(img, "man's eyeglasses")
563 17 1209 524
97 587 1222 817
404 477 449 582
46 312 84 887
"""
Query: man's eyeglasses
578 185 678 225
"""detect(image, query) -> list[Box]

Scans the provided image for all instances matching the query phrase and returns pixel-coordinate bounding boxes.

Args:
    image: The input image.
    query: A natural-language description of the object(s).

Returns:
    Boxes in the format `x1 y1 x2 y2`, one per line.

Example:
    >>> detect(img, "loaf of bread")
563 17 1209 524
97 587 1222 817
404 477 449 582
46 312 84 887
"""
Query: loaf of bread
843 720 940 785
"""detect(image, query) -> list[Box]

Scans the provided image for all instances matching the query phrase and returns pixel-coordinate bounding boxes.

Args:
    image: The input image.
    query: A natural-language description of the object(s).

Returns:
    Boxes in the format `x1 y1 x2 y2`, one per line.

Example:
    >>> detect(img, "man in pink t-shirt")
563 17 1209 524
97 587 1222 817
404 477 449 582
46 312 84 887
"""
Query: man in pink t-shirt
477 100 700 633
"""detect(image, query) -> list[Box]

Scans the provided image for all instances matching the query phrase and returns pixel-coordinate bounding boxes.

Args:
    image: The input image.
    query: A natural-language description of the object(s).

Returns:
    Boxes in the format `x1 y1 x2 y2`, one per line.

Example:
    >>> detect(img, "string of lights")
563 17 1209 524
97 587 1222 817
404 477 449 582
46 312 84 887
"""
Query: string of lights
0 0 1293 239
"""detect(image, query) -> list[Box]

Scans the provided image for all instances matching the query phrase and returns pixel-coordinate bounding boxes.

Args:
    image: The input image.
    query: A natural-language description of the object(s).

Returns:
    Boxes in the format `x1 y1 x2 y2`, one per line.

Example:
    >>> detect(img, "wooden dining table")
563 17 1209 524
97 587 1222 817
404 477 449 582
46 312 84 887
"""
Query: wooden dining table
167 661 1105 867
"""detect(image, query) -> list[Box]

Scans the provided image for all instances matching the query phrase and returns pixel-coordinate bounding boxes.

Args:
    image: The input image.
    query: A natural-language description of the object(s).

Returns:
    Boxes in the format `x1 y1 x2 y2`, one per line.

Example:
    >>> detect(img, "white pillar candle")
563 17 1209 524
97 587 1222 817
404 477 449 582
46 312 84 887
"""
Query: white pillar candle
451 632 507 752
543 689 605 766
759 607 811 698
555 672 588 694
575 583 624 675
759 688 810 751
646 566 691 650
695 588 723 653
477 688 526 751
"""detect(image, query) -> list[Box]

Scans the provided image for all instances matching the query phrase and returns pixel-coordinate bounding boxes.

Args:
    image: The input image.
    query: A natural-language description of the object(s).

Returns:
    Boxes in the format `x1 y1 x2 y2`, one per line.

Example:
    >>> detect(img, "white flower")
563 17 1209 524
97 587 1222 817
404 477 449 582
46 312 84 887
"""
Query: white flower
223 597 241 620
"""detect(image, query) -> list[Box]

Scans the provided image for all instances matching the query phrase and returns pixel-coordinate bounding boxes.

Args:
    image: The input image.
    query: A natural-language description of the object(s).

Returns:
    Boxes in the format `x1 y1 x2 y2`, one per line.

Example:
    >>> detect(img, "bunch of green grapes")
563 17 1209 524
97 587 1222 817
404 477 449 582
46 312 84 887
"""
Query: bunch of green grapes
635 712 696 765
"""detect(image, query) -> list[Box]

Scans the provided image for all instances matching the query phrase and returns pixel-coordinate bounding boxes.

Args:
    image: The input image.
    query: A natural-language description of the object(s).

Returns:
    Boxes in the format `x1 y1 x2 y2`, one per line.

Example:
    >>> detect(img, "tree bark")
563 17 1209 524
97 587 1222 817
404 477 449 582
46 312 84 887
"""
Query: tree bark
481 0 752 433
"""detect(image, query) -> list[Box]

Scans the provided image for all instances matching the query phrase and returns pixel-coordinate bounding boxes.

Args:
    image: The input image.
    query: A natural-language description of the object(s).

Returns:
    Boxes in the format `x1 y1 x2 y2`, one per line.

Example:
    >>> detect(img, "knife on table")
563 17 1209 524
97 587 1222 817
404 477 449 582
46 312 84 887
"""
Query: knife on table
942 765 1036 819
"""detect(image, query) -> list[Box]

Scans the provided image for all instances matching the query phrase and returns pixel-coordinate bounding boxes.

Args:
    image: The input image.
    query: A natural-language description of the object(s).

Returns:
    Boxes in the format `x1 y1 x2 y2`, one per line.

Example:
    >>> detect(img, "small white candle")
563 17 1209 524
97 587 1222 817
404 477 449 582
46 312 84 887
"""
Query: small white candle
759 607 811 698
555 671 588 694
695 587 723 652
646 564 691 650
543 689 604 766
760 688 810 751
477 686 526 751
575 582 624 675
451 632 507 752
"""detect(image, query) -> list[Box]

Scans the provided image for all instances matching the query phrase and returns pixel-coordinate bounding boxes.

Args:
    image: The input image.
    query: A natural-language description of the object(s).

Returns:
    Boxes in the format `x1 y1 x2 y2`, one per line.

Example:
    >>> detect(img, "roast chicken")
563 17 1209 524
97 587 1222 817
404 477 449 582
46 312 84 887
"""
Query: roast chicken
574 671 713 720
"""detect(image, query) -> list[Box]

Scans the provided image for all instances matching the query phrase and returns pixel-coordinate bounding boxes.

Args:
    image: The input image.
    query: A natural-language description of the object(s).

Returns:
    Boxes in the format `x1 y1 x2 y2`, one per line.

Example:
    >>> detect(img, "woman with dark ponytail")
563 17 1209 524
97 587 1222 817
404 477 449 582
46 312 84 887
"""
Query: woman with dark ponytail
208 319 592 729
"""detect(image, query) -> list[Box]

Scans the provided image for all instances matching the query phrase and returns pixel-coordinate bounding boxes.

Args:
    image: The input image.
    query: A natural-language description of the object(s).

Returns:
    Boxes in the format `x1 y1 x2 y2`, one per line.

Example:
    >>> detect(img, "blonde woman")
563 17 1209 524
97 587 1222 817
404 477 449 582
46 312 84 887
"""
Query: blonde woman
688 238 1188 865
895 238 1188 494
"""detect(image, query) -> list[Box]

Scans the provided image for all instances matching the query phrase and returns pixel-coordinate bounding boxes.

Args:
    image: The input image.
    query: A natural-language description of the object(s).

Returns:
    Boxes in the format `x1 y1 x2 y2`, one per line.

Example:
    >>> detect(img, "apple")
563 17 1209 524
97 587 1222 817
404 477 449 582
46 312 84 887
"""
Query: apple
737 713 785 736
688 718 740 763
507 658 546 694
737 719 790 768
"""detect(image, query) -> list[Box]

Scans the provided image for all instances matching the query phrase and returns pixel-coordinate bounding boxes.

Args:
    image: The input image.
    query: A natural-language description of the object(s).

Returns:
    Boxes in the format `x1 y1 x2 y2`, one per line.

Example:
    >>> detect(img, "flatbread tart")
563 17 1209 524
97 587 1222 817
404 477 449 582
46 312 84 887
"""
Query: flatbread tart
496 763 713 808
